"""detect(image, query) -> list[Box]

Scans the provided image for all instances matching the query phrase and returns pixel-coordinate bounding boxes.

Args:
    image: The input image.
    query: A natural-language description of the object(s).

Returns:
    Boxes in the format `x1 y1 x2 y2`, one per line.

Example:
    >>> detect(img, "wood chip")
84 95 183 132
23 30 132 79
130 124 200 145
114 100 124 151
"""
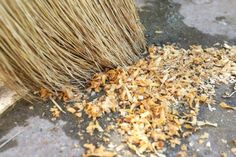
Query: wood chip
67 107 76 113
220 102 236 110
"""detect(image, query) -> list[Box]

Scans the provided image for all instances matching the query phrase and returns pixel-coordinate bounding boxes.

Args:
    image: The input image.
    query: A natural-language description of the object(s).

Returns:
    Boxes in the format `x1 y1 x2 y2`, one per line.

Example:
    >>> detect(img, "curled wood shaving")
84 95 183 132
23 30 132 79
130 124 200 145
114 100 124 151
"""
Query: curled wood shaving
50 106 60 118
219 102 236 110
72 45 236 155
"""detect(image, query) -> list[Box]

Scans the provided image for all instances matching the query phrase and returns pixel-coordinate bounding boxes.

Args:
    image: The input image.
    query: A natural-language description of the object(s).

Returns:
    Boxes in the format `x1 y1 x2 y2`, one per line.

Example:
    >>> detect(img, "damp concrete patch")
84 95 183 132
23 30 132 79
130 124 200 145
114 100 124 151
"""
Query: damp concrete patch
173 0 236 39
185 84 236 157
0 117 83 157
136 0 236 48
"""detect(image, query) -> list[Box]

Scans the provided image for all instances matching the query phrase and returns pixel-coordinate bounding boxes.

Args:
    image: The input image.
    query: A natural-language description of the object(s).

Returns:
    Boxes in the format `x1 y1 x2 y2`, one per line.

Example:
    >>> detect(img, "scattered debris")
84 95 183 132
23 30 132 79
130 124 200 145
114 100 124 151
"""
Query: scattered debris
50 106 60 118
223 43 232 49
115 145 125 152
219 102 236 110
222 91 236 98
200 132 209 139
221 139 227 144
206 141 211 148
81 45 235 155
233 139 236 145
208 104 216 112
39 88 51 100
0 130 24 149
231 147 236 155
49 45 236 155
29 106 34 110
176 151 187 157
199 132 209 144
82 144 116 157
221 152 227 157
196 121 218 127
155 30 163 34
86 121 104 135
50 96 66 113
61 86 74 101
181 144 187 151
66 107 76 114
75 112 82 118
189 141 194 147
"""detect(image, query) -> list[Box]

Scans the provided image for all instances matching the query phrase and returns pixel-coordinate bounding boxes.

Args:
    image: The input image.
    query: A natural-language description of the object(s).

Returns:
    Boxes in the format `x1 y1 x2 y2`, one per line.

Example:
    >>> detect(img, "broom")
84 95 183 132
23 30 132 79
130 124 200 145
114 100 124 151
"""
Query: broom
0 0 145 97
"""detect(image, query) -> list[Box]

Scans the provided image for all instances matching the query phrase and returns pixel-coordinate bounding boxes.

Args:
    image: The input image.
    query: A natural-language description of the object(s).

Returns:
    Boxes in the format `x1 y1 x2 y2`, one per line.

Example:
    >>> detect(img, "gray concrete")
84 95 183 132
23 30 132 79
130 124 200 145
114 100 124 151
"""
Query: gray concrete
1 0 236 157
0 117 83 157
185 84 236 157
173 0 236 39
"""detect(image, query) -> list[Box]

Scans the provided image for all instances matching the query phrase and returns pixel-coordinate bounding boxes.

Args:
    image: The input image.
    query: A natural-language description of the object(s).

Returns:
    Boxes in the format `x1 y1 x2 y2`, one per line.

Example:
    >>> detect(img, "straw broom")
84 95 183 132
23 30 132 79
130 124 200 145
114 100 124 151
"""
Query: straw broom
0 0 145 97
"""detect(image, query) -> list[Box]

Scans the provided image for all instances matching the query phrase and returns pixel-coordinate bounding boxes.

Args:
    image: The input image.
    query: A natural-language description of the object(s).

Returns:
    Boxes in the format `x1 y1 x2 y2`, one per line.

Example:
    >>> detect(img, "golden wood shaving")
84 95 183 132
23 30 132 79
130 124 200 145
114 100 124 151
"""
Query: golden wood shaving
233 139 236 145
61 86 74 101
86 121 104 135
67 107 76 114
82 144 116 157
220 102 236 110
73 45 236 155
50 106 60 118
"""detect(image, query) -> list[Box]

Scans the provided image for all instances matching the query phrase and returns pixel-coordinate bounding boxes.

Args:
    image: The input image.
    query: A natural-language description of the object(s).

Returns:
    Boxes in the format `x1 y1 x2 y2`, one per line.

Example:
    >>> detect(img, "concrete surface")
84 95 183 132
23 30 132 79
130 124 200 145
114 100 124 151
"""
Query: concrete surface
0 86 20 115
0 0 236 157
185 84 236 157
0 117 83 157
138 0 236 47
173 0 236 39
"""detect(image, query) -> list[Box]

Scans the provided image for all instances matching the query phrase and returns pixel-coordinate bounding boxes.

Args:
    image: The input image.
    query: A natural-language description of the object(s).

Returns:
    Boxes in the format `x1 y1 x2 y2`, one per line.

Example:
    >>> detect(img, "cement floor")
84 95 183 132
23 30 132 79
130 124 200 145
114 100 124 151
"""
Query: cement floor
1 0 236 157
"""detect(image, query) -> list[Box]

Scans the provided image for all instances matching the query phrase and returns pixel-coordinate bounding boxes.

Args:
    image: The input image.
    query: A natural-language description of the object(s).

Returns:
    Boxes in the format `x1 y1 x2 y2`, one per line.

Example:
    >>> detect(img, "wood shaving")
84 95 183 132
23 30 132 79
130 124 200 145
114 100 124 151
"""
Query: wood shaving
200 132 209 139
233 139 236 145
75 112 82 118
67 107 76 113
222 91 236 98
69 45 235 155
219 102 236 110
115 145 125 152
196 121 218 127
198 132 209 144
176 151 187 157
221 153 227 157
39 88 51 100
50 106 60 118
86 121 104 135
82 144 116 157
231 148 236 155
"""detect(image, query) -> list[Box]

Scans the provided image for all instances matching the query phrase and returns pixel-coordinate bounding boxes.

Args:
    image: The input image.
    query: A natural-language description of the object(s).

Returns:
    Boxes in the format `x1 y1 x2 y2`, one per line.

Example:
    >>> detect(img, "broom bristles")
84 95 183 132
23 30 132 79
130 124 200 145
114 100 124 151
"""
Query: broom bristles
0 0 145 97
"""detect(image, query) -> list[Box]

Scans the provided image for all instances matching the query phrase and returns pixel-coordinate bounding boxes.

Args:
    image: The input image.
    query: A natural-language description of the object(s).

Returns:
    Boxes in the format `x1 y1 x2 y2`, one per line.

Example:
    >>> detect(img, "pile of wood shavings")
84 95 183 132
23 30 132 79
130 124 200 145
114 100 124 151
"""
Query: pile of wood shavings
64 45 236 156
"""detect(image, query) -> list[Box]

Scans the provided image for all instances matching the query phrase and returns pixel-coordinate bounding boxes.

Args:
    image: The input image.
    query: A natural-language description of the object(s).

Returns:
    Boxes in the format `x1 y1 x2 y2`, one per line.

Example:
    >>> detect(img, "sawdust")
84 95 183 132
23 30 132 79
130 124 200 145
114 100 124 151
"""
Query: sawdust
49 45 236 156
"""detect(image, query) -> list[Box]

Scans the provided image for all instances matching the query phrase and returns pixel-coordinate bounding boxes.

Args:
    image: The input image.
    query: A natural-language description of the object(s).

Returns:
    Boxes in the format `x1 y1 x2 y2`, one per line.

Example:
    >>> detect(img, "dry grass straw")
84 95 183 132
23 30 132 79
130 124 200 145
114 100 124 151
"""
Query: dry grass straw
0 0 145 97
